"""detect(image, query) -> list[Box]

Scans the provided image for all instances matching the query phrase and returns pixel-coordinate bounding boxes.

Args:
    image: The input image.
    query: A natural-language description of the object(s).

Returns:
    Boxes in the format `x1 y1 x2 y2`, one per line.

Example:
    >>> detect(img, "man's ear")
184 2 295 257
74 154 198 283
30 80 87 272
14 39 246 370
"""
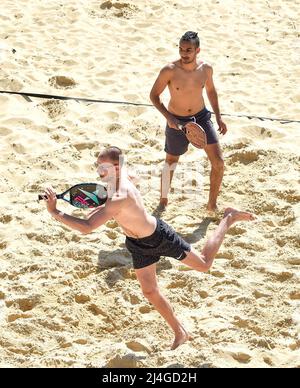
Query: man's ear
196 47 200 54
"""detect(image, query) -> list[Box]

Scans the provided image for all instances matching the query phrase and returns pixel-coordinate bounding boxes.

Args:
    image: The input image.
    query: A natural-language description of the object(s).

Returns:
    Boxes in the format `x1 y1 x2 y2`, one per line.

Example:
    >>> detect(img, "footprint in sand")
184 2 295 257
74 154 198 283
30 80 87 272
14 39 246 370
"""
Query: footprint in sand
123 292 142 306
210 270 225 278
66 249 94 261
0 241 7 249
0 127 12 136
106 230 119 240
0 78 23 91
0 215 12 224
227 226 247 236
106 123 122 133
100 1 139 18
228 150 259 165
72 142 96 151
75 294 91 304
6 296 39 312
106 220 119 229
126 340 152 353
105 352 142 368
253 290 271 299
7 312 32 323
233 316 262 335
287 257 300 265
104 111 119 120
274 189 300 204
139 305 152 314
87 303 107 317
49 76 76 89
289 291 300 300
231 352 252 364
230 260 248 269
273 271 294 282
26 233 51 244
40 100 66 120
218 345 252 364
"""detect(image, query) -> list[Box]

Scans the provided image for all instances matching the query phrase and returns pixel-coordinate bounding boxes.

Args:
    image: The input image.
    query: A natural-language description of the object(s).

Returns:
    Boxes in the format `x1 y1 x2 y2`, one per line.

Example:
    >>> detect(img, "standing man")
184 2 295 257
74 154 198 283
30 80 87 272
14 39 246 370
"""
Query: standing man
150 31 227 212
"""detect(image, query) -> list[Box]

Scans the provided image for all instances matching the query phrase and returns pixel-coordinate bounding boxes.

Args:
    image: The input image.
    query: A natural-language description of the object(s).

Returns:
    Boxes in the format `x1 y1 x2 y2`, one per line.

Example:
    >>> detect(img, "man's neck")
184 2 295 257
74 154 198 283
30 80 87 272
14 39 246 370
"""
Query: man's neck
107 178 120 198
179 59 199 72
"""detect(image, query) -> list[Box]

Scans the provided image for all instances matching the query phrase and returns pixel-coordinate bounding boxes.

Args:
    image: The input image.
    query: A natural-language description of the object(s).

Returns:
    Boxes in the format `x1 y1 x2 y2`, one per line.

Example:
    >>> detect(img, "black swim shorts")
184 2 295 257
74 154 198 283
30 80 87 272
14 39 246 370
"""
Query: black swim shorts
165 107 218 156
125 218 191 270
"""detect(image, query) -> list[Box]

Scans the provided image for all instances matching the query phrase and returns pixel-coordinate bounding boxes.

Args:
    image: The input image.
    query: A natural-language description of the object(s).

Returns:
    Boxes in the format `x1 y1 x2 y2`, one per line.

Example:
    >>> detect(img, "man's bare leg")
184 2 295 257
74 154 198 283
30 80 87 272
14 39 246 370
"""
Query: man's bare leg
135 263 189 350
159 154 180 210
182 208 256 271
204 143 224 212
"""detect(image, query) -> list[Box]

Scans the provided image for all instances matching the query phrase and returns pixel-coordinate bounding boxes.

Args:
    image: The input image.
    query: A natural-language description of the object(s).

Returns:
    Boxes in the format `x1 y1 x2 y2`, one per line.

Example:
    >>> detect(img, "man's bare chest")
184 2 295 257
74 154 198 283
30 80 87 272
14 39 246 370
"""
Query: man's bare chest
170 70 206 92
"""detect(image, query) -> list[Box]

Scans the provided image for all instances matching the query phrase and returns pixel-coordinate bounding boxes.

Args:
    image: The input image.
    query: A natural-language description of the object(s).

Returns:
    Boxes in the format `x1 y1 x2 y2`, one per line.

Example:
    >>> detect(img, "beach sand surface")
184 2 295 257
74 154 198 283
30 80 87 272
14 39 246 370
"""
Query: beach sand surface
0 0 299 368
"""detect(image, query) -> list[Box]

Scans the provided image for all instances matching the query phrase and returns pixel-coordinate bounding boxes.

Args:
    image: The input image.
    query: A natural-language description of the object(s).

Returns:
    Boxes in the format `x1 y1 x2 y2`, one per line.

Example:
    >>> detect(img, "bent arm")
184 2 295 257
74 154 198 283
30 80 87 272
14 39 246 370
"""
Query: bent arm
51 201 118 235
51 210 91 234
150 66 173 121
205 65 221 119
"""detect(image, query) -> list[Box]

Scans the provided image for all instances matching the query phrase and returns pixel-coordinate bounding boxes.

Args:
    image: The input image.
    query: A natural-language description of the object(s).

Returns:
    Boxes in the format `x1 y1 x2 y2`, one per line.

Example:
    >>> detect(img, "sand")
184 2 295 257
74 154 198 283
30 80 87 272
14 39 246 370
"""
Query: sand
0 0 299 368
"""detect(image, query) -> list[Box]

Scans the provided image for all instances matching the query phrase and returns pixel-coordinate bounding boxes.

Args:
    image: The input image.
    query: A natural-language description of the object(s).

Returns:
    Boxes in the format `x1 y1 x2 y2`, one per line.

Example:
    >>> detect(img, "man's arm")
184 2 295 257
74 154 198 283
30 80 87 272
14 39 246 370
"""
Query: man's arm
51 205 115 235
43 187 119 234
205 65 227 135
150 65 179 129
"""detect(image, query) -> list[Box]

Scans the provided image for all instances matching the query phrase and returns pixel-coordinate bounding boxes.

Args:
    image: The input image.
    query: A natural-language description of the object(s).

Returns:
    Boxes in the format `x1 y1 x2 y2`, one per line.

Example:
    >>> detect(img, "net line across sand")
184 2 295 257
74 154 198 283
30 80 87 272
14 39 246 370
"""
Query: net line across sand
0 89 299 125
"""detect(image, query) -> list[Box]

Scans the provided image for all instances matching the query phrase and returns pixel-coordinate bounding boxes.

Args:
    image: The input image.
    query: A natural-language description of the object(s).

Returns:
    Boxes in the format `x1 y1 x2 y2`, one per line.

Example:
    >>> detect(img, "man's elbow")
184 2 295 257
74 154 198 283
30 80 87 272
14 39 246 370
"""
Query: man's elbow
80 224 92 235
149 91 158 104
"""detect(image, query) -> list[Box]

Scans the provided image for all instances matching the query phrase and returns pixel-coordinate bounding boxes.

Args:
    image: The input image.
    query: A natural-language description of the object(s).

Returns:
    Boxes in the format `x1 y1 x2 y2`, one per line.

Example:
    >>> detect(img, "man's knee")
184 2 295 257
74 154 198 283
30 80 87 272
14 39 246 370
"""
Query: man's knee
141 286 159 299
165 154 180 167
211 156 224 171
183 251 212 273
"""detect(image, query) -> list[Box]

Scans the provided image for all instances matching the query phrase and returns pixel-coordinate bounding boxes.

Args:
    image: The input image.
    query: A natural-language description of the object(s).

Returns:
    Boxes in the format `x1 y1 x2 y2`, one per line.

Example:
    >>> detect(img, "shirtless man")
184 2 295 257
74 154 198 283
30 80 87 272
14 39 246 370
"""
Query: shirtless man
150 31 227 212
43 146 255 350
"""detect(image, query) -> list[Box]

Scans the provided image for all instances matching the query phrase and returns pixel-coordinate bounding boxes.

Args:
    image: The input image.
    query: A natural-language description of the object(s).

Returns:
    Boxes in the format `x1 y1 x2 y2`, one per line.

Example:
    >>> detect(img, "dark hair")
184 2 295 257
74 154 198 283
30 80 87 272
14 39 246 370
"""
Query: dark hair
99 146 123 165
180 31 200 48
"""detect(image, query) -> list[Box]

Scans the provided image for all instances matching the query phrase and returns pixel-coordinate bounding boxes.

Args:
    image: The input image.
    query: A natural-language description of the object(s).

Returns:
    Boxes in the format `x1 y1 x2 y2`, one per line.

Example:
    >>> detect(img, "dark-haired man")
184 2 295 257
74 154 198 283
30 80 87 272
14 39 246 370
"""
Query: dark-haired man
150 31 227 212
43 146 255 350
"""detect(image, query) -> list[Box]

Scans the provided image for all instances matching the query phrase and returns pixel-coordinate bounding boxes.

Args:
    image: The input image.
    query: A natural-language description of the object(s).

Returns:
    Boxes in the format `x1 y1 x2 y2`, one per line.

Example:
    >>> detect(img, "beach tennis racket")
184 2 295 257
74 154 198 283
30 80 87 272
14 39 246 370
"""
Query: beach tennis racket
179 122 207 149
38 183 108 209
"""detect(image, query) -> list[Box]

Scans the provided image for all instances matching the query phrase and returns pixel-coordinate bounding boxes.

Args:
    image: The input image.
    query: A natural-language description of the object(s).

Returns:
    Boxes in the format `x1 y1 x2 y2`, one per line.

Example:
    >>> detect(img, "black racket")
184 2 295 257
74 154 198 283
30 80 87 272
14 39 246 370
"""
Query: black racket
38 183 108 209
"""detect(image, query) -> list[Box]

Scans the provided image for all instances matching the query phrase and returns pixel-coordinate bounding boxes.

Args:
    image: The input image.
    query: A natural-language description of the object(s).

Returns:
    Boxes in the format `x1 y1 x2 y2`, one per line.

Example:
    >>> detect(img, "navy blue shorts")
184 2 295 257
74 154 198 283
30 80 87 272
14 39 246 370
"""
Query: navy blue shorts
165 107 218 156
125 219 191 269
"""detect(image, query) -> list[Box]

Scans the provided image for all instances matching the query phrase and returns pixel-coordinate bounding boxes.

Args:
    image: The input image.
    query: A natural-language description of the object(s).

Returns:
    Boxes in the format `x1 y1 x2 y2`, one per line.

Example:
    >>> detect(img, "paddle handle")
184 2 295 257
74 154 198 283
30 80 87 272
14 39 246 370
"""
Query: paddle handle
178 124 187 133
38 194 63 201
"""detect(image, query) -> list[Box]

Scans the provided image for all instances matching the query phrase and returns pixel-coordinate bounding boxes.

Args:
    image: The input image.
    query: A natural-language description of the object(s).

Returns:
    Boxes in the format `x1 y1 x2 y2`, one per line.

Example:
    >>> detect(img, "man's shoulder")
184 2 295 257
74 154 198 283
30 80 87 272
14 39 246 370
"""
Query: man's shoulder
199 60 212 69
200 61 213 73
161 62 177 73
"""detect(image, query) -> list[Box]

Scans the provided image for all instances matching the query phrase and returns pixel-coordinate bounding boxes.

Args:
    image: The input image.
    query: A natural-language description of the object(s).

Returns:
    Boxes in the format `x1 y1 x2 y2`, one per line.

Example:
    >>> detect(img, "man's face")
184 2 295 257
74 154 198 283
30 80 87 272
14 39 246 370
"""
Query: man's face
95 157 119 183
179 41 199 64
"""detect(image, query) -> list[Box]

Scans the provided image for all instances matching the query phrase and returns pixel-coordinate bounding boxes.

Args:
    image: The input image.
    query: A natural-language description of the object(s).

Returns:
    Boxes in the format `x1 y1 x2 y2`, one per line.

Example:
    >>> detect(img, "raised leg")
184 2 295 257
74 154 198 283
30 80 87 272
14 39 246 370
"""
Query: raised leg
181 208 256 271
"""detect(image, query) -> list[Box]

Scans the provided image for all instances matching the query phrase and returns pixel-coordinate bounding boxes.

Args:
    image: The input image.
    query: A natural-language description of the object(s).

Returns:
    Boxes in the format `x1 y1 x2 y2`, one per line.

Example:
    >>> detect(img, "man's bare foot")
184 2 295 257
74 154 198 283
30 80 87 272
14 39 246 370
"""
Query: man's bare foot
224 207 256 224
207 202 218 212
171 328 190 350
159 198 168 211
